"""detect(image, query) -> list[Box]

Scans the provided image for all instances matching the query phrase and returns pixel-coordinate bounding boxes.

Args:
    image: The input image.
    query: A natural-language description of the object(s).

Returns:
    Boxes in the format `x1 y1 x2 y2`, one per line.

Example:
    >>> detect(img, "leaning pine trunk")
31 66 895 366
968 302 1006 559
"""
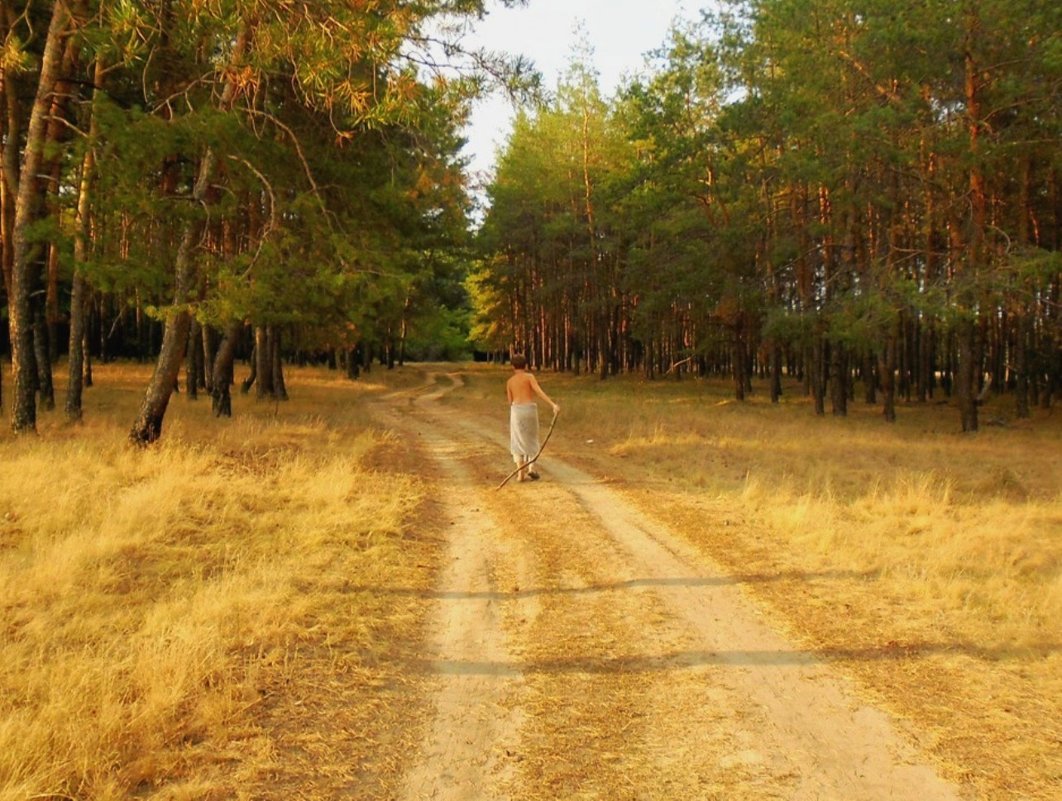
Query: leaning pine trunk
129 151 217 445
201 323 216 394
241 344 257 394
129 23 247 445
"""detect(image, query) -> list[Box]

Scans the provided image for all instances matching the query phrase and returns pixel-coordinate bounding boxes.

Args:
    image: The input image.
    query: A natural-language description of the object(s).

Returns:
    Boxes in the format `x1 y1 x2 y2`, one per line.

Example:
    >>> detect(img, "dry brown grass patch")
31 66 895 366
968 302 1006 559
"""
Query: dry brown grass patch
0 362 441 801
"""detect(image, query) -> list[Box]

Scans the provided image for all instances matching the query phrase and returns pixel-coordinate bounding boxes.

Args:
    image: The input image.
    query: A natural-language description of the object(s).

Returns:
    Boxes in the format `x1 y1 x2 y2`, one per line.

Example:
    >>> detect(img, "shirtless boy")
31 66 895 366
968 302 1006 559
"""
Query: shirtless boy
506 354 560 482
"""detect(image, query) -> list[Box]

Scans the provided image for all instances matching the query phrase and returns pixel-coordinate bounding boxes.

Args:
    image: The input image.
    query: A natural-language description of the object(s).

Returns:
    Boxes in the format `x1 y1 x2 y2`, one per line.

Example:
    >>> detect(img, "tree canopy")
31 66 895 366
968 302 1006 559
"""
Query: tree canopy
1 0 533 439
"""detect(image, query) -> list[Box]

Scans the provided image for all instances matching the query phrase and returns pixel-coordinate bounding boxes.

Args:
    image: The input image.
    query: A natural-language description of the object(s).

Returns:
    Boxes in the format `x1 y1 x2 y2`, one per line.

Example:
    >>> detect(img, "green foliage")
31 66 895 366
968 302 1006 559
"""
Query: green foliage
15 0 529 373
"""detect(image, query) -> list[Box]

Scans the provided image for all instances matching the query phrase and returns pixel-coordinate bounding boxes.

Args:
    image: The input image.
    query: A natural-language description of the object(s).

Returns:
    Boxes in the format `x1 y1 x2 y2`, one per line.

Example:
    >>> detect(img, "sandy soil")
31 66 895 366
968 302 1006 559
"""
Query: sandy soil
379 373 970 801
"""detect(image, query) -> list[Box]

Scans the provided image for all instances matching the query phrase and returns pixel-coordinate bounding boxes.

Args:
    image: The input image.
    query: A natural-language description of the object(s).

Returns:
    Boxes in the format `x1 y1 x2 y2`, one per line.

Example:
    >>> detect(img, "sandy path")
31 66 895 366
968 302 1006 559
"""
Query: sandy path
383 373 966 801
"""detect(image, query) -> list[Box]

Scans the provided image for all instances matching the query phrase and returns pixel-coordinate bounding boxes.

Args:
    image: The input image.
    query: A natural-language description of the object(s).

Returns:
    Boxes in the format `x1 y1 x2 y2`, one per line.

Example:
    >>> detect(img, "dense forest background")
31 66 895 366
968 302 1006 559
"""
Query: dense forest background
1 0 1059 441
472 0 1061 432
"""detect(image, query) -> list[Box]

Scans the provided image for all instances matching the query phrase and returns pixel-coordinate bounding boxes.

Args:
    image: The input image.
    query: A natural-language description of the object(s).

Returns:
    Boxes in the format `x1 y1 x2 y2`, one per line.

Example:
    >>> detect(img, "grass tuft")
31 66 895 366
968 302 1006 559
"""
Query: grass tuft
0 362 434 800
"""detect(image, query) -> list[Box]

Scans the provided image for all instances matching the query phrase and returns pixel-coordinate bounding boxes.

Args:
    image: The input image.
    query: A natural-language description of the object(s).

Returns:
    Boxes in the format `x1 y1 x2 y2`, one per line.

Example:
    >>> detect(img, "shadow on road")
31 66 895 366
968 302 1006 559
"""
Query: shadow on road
399 640 1059 676
344 569 879 601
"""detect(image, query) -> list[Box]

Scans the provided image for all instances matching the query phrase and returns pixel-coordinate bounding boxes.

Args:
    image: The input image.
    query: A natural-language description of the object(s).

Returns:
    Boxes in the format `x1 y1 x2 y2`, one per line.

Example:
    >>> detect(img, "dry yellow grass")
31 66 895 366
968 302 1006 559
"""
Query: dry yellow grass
4 359 1059 799
0 362 439 801
451 363 1062 800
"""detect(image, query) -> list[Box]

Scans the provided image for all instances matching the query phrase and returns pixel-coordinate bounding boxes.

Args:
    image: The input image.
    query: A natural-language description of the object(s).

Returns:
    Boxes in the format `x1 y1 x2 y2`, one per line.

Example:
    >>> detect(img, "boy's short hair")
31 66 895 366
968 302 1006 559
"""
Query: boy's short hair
511 354 527 369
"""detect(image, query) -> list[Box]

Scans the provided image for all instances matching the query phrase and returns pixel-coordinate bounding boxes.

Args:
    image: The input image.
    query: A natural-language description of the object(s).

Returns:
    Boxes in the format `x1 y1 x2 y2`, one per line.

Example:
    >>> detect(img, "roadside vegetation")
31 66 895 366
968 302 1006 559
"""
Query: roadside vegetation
0 364 438 801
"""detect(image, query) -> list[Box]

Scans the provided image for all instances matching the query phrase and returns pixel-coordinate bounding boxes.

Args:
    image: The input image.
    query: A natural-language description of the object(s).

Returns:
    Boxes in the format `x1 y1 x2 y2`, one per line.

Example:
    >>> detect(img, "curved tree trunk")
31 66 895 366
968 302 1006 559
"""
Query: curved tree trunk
241 343 257 394
211 322 242 417
129 151 216 445
129 22 248 445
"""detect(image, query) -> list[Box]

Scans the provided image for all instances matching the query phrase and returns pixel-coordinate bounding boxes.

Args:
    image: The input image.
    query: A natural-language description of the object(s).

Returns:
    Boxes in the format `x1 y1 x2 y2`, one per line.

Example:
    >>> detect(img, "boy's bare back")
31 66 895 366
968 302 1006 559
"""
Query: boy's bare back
506 367 559 412
506 371 538 404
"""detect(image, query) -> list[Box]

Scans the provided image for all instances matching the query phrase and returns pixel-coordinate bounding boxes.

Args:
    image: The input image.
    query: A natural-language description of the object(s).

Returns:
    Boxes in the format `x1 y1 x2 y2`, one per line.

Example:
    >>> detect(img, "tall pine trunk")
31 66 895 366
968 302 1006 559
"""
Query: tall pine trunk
769 343 783 403
32 294 53 410
879 331 897 423
811 333 827 416
829 340 848 416
272 327 288 401
66 59 104 422
8 1 69 433
0 9 22 426
956 6 986 433
186 318 202 400
254 325 275 399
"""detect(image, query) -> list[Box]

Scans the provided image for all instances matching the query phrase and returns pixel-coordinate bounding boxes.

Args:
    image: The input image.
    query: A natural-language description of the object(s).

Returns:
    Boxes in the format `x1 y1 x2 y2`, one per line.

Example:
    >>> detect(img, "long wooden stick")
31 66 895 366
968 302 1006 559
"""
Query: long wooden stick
496 408 559 490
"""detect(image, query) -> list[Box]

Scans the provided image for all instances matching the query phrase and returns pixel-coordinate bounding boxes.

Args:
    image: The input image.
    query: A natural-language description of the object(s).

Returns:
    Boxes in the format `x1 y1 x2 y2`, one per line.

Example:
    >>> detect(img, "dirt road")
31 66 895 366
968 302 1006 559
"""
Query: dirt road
378 373 966 801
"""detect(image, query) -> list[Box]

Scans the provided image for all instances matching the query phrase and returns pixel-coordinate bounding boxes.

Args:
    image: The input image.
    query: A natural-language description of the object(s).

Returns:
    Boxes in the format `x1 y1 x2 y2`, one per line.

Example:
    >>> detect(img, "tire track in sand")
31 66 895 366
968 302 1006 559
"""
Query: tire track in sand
386 372 966 801
377 375 531 801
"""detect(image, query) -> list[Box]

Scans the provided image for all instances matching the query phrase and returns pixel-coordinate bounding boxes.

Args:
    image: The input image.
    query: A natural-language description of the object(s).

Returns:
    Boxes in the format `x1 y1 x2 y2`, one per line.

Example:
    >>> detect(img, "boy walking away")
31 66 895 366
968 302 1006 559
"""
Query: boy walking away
506 354 560 482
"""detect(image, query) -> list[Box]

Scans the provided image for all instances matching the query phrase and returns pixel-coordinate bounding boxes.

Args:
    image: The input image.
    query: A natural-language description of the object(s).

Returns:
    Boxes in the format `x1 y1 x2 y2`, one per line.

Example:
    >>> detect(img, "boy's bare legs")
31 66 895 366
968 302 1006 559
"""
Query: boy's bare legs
513 455 540 482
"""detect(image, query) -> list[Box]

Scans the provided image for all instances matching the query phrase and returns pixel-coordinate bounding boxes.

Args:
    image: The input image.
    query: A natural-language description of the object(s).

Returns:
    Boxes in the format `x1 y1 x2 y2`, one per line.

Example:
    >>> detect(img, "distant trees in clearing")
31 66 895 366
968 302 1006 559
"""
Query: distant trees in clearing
472 0 1061 431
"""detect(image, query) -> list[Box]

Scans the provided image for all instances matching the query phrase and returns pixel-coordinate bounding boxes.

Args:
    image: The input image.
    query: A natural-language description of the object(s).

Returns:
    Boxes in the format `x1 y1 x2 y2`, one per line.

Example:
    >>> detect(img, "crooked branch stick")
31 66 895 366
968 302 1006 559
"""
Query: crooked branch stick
496 408 559 490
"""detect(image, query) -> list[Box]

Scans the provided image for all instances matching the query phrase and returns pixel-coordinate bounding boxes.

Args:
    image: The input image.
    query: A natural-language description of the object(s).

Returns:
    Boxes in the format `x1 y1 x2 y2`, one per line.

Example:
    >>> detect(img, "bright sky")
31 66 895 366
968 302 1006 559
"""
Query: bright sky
460 0 699 188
